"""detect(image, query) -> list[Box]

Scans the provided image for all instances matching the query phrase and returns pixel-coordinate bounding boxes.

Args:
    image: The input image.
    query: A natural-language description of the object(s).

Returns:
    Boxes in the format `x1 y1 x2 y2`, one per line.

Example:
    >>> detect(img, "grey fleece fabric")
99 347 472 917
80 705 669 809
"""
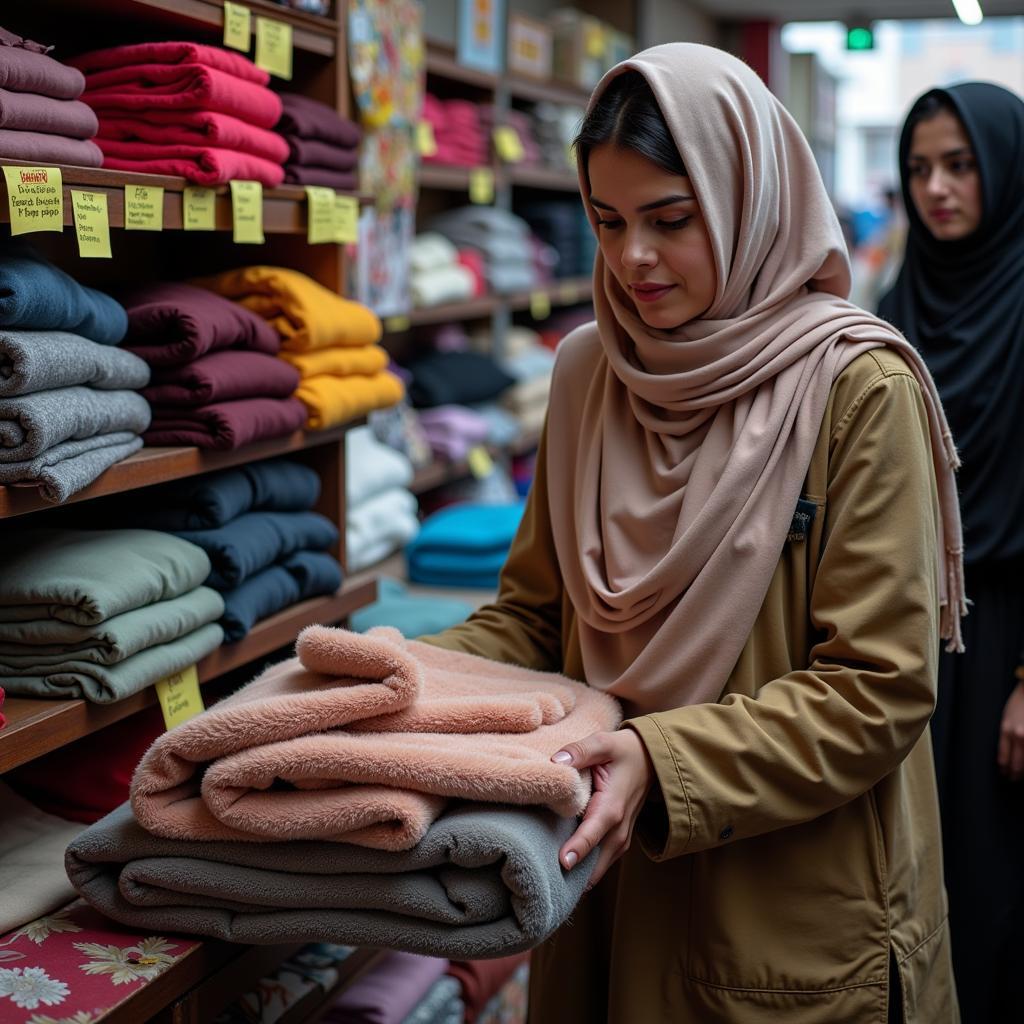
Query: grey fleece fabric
0 330 150 397
0 386 150 462
66 801 596 959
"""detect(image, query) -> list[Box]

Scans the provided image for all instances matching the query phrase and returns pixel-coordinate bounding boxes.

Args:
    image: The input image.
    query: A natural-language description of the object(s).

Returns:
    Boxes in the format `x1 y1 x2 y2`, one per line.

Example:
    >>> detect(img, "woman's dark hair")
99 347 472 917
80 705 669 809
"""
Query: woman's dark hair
906 91 958 134
573 71 686 181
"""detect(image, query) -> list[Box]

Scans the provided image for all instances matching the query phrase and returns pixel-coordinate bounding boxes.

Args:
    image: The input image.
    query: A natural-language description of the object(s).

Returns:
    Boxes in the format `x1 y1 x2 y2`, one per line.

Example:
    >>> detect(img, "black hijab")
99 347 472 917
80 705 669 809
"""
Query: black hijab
879 82 1024 565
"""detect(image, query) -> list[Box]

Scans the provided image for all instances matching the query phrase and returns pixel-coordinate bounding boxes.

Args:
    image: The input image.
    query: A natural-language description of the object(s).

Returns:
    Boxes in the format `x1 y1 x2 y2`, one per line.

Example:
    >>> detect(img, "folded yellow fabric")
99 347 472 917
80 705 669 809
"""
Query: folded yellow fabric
280 344 389 379
296 371 404 430
194 266 382 351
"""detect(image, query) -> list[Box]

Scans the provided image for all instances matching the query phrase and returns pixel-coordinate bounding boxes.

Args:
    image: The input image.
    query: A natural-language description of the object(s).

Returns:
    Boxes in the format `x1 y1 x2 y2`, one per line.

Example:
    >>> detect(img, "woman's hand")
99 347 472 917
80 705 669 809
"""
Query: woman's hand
997 680 1024 782
551 728 655 888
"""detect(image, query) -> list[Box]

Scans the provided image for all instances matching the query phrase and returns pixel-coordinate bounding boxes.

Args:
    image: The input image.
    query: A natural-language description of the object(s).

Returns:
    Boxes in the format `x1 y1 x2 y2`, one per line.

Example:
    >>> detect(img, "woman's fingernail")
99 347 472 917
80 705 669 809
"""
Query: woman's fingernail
552 751 572 764
564 851 578 869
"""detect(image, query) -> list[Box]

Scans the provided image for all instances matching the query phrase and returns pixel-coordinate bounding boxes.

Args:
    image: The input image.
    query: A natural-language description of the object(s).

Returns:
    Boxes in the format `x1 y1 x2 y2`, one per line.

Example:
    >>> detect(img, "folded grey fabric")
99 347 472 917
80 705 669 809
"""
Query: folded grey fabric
0 88 98 137
0 386 150 462
0 330 150 397
0 431 143 503
66 801 596 959
0 529 211 626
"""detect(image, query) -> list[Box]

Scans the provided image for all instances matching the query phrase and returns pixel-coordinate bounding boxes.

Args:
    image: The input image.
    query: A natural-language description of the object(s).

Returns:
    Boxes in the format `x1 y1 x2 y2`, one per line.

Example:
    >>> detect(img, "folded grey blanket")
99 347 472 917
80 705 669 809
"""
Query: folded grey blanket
0 330 150 397
66 801 596 959
0 386 150 462
0 431 143 503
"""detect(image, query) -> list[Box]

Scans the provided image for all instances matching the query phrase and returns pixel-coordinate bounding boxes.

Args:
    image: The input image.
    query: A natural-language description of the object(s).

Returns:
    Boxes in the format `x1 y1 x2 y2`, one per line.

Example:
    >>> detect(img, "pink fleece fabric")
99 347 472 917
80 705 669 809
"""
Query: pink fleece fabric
69 42 269 85
96 138 285 187
131 626 621 849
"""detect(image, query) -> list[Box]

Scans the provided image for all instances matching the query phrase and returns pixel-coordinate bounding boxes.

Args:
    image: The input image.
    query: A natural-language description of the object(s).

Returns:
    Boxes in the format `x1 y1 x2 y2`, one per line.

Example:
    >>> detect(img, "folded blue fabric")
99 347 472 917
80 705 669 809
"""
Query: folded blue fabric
349 577 471 636
174 511 338 590
0 241 127 345
406 503 523 589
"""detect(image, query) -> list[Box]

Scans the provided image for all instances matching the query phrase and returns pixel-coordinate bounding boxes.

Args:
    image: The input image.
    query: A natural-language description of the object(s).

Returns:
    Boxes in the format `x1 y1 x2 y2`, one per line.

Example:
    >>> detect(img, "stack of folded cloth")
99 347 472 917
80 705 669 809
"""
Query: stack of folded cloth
70 41 285 186
531 101 586 171
0 243 151 502
517 197 591 277
406 349 515 410
0 25 103 166
416 405 490 462
350 577 471 638
276 92 361 190
406 502 525 589
479 105 542 167
66 623 622 957
430 208 539 295
129 458 342 642
447 953 530 1024
497 326 556 437
0 528 224 702
421 94 487 167
121 282 305 450
346 425 418 573
410 233 478 308
196 266 404 430
475 960 530 1024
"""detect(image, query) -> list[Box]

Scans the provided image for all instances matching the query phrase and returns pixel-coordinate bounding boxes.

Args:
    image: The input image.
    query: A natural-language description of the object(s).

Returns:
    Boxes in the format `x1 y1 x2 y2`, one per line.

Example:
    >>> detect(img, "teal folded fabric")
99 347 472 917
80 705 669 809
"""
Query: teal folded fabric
350 578 471 637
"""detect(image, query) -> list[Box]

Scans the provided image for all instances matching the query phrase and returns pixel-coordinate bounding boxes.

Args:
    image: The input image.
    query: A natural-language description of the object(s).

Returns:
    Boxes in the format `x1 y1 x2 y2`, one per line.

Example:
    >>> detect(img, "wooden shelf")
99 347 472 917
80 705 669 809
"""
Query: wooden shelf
508 165 579 192
0 578 376 774
410 426 541 495
425 40 499 91
507 73 591 108
407 294 500 326
418 163 478 192
508 275 593 311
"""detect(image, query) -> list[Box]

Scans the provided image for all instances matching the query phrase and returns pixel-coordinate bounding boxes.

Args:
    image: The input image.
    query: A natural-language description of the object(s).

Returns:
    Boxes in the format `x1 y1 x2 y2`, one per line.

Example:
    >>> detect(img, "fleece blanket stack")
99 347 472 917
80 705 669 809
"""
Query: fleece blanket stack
130 458 342 642
497 326 556 437
66 624 623 958
70 42 286 186
122 282 305 449
421 94 487 168
410 233 478 309
277 92 361 190
0 25 103 166
0 528 223 703
196 266 404 430
0 243 150 502
430 207 539 295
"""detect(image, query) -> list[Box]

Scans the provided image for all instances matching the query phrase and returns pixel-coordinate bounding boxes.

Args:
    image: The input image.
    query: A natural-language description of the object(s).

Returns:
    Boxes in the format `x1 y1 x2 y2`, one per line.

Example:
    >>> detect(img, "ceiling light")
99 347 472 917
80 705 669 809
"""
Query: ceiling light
952 0 984 25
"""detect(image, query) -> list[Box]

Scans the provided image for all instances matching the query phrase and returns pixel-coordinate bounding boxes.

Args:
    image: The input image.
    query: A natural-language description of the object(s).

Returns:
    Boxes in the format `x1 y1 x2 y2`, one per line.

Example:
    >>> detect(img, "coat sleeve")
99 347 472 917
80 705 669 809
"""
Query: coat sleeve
417 422 566 673
627 365 942 859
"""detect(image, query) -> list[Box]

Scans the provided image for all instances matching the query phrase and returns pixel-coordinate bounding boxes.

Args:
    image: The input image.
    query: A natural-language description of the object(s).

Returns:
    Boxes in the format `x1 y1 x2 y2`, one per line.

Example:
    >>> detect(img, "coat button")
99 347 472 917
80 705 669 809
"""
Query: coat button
719 825 734 841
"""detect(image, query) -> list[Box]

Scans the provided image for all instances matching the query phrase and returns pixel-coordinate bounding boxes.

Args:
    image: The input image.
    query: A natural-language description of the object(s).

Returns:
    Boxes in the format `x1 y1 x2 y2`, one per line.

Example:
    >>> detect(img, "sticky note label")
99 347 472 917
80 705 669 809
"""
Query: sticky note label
333 194 359 244
124 184 163 230
183 186 216 230
559 282 580 304
493 126 524 163
230 179 264 243
255 17 293 80
71 190 111 258
3 165 63 235
530 290 551 320
155 664 204 730
223 2 251 51
468 445 495 479
384 315 411 333
305 185 336 244
416 121 438 157
469 167 494 205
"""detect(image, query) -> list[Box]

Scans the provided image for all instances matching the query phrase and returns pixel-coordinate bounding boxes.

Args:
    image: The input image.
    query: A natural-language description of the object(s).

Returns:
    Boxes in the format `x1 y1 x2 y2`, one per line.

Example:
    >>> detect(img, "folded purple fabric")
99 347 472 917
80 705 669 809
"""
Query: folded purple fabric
0 129 102 166
418 405 491 462
283 165 359 190
324 951 448 1024
142 351 299 407
123 283 280 368
0 89 97 137
0 35 85 99
277 92 361 147
144 396 307 449
284 135 357 171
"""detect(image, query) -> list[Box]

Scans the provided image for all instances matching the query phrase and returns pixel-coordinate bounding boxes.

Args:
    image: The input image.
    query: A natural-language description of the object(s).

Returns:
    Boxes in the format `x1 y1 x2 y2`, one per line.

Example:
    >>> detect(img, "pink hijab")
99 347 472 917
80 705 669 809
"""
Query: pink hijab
543 43 965 715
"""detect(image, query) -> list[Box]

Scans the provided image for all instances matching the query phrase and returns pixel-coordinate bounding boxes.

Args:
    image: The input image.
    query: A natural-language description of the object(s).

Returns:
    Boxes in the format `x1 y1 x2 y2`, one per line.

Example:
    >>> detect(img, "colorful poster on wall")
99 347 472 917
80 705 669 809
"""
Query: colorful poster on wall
457 0 505 74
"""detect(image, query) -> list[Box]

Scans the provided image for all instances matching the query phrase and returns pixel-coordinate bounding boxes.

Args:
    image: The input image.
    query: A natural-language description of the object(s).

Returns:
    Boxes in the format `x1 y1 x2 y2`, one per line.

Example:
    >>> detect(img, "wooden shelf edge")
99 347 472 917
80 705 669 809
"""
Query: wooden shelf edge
507 73 591 108
425 39 499 91
508 166 580 191
405 295 500 327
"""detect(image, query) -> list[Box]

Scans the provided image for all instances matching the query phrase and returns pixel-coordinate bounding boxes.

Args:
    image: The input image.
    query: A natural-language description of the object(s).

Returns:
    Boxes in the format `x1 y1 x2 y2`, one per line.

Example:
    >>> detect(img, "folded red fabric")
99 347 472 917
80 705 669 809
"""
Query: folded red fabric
69 41 268 85
142 350 300 407
97 138 284 187
285 135 358 171
447 954 530 1023
283 165 359 190
0 129 102 166
82 64 282 129
96 109 288 163
144 396 307 449
0 89 97 138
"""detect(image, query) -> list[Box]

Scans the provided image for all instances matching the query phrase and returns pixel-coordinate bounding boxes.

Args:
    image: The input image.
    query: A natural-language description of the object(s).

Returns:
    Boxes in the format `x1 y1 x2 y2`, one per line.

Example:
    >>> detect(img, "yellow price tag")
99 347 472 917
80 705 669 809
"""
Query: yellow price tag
416 121 438 158
183 186 216 230
333 194 359 244
70 190 111 258
467 445 495 479
3 165 63 235
530 290 551 320
230 179 264 243
255 17 293 80
469 167 494 205
384 315 411 333
223 1 251 51
585 24 607 59
154 664 205 730
493 126 525 164
124 184 163 231
558 281 580 304
305 185 336 244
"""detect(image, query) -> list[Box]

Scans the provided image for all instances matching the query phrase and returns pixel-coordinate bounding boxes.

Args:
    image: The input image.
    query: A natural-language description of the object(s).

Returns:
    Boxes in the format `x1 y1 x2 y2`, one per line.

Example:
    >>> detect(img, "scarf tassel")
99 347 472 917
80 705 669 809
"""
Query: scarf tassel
941 546 968 654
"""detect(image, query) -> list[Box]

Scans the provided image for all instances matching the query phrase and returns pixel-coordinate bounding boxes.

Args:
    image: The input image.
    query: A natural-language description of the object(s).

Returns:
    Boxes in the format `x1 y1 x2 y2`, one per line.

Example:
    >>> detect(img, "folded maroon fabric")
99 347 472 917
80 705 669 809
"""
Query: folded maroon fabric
0 88 97 137
0 37 85 99
82 64 282 129
447 954 530 1023
97 138 284 187
142 350 300 406
123 282 281 367
283 165 359 190
69 41 268 85
277 92 361 147
0 128 102 166
144 396 307 449
284 134 358 171
97 109 288 163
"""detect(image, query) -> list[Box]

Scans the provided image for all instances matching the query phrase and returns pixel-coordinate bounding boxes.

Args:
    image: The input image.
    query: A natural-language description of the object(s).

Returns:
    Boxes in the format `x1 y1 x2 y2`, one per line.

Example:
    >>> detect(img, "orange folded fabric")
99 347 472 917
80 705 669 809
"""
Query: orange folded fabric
279 344 389 379
295 370 404 430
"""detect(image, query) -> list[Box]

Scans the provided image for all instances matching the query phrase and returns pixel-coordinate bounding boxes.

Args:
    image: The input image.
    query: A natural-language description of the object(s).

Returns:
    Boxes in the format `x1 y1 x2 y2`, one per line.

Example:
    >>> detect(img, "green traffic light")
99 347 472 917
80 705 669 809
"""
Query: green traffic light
847 26 875 50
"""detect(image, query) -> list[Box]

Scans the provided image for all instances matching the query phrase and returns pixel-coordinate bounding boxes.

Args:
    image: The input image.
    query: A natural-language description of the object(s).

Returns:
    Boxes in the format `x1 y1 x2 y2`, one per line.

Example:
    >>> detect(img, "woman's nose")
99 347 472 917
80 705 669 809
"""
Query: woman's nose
925 167 950 197
621 231 656 268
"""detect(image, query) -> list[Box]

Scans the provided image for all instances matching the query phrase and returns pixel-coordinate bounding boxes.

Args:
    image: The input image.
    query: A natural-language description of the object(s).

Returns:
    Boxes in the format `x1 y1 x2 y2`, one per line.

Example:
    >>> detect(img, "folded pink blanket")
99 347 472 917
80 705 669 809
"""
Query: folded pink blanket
143 396 307 450
97 110 288 164
0 89 97 138
82 65 282 129
96 139 284 187
0 129 102 166
69 41 268 85
131 626 622 848
0 36 85 99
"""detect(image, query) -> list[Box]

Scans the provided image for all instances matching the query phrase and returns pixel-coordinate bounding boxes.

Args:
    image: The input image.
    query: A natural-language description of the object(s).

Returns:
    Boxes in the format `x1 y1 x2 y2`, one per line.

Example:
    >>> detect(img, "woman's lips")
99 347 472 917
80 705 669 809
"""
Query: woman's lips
631 283 675 303
928 208 956 223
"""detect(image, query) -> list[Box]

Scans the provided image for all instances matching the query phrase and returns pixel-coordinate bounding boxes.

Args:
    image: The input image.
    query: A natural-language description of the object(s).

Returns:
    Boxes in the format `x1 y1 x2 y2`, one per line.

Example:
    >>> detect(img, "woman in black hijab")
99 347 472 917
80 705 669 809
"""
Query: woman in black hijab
879 82 1024 1022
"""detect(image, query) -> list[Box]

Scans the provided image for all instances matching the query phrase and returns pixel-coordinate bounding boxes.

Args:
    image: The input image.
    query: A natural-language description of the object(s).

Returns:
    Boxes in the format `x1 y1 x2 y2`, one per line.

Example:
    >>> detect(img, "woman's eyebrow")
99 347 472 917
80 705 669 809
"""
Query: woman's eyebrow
908 146 973 162
589 194 696 213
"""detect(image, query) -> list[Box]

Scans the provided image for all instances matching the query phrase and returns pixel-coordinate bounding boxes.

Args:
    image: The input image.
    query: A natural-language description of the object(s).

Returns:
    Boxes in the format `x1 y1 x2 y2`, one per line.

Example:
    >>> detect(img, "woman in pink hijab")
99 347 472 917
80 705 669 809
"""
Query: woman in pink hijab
424 43 963 1023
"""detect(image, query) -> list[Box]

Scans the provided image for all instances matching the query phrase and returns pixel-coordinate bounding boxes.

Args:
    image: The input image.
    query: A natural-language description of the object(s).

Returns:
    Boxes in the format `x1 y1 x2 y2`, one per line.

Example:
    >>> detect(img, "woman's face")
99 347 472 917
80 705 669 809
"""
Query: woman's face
907 109 982 241
587 144 716 330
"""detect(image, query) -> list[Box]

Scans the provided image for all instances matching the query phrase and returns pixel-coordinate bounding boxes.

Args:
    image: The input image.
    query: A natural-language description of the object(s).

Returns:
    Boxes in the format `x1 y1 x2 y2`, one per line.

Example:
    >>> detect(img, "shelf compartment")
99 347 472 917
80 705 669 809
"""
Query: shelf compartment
405 295 501 327
507 74 591 108
508 165 579 192
410 426 541 495
418 164 480 192
507 275 593 312
425 40 499 91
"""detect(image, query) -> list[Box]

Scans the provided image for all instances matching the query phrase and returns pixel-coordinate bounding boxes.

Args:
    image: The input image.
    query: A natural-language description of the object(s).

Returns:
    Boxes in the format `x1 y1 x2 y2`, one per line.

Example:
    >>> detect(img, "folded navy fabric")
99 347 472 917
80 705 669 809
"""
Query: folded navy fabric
0 242 127 345
407 352 515 409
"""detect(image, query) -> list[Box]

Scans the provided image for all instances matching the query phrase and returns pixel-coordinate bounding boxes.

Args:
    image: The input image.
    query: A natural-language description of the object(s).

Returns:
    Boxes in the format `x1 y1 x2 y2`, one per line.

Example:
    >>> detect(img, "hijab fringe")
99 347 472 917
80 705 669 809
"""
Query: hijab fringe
942 548 967 654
